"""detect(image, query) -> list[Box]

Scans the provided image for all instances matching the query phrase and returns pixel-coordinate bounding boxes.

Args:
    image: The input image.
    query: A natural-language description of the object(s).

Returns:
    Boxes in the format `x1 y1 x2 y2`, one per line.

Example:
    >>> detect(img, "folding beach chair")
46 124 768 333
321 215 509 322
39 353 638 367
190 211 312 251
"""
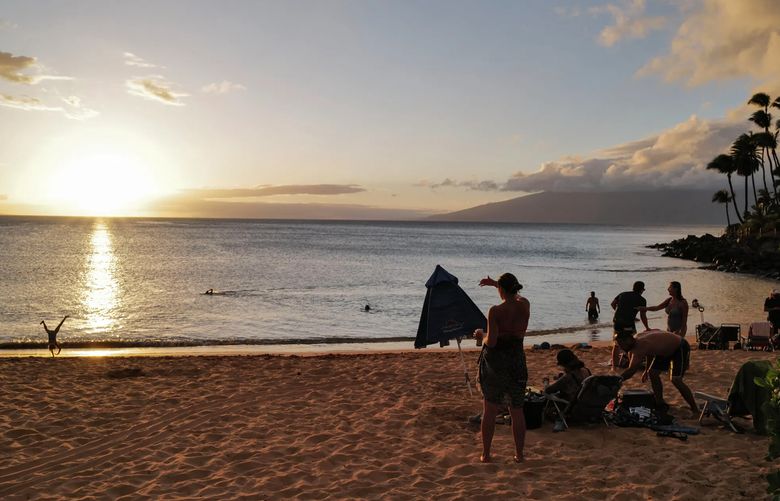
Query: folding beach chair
740 322 774 351
696 323 741 350
545 375 622 430
695 360 772 433
695 392 740 432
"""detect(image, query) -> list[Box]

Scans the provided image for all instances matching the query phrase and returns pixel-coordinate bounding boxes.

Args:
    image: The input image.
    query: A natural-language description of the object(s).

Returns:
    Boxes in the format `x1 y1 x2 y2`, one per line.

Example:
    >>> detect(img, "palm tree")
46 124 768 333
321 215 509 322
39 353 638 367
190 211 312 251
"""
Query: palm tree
772 96 780 193
706 153 743 223
712 189 732 226
748 92 770 109
731 133 760 217
749 111 773 193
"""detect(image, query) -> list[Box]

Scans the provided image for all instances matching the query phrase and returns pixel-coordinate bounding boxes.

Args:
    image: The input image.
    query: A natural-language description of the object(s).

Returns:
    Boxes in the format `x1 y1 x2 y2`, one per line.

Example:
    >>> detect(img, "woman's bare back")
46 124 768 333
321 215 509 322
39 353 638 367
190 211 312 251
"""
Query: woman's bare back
491 297 530 338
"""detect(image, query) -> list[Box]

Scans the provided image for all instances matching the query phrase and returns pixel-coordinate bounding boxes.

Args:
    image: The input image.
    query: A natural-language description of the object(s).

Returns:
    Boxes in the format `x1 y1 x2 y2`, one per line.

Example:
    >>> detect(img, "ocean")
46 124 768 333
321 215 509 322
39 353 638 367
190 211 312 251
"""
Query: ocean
0 216 776 349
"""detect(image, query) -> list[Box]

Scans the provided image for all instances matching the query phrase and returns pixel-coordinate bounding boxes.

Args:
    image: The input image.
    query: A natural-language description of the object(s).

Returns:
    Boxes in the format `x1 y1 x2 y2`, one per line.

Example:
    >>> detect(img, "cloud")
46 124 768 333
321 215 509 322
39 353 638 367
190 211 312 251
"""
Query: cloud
591 0 667 47
0 19 17 30
126 76 188 106
0 51 39 84
638 0 780 85
186 184 366 199
425 114 748 193
417 179 500 191
123 52 159 68
0 51 72 84
0 93 98 120
201 80 246 94
0 94 59 112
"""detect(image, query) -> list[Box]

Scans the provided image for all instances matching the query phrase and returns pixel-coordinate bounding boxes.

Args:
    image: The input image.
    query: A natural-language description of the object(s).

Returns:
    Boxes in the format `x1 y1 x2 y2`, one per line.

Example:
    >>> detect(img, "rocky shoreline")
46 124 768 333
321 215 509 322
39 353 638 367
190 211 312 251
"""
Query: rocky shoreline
648 233 780 280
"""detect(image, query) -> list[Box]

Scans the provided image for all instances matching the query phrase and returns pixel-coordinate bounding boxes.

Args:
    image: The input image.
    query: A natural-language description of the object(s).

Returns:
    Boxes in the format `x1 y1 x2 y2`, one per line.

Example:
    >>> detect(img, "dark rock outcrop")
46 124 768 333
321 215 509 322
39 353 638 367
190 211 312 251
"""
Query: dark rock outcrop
649 234 780 279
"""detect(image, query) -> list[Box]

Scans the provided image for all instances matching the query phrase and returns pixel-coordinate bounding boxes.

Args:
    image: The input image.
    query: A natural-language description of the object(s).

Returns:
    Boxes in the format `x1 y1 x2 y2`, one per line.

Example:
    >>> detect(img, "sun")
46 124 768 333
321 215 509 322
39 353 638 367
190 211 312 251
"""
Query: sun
48 153 162 216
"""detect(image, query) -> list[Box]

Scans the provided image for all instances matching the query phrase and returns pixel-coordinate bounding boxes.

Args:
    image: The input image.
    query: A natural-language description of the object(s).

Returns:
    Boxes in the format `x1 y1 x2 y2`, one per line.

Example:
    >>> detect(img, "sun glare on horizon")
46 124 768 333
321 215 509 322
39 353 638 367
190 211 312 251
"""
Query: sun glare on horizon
45 153 164 216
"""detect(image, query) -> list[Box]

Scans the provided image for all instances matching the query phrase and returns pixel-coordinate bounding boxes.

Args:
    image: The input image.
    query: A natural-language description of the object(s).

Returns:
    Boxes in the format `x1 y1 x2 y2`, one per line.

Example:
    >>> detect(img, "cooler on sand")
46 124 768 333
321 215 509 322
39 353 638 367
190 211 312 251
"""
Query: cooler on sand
523 392 546 430
618 389 656 410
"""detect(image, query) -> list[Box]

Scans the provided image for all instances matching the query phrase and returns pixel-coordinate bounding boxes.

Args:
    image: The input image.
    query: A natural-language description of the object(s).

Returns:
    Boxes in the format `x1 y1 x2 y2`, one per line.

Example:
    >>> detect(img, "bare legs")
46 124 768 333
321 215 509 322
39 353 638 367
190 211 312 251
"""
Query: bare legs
671 377 699 414
649 370 699 414
51 316 69 335
509 405 526 462
480 400 526 463
42 316 68 357
480 400 498 462
648 370 666 409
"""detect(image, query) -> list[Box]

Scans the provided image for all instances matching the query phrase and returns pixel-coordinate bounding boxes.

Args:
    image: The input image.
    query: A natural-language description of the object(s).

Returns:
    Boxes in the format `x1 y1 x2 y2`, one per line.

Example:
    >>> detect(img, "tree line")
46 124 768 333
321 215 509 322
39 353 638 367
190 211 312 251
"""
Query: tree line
709 92 780 232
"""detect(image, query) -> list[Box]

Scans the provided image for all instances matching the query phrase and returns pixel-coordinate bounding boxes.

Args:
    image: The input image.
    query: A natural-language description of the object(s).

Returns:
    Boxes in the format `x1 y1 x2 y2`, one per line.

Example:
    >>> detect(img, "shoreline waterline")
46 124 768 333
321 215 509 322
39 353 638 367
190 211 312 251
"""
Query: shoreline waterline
0 325 614 357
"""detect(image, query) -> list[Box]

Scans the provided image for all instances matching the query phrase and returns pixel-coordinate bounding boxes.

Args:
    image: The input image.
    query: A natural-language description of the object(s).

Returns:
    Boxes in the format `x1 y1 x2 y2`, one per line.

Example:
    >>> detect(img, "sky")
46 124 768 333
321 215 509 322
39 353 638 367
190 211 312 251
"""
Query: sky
0 0 778 219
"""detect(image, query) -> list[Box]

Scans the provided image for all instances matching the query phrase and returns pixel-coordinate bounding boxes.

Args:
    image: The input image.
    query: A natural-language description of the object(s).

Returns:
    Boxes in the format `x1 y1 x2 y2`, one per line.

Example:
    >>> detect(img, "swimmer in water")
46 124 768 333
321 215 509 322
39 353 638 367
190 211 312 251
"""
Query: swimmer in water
41 315 68 357
364 304 371 312
205 289 214 295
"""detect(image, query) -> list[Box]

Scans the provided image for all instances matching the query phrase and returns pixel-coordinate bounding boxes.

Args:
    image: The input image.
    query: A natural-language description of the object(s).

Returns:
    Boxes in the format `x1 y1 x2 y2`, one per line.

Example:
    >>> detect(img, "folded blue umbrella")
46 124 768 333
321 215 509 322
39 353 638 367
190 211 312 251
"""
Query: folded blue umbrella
415 265 487 349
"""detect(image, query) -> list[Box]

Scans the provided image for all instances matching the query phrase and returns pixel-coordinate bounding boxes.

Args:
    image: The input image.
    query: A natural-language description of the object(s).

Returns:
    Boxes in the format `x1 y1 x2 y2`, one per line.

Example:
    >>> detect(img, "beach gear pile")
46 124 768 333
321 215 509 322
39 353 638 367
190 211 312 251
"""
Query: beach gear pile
605 396 700 440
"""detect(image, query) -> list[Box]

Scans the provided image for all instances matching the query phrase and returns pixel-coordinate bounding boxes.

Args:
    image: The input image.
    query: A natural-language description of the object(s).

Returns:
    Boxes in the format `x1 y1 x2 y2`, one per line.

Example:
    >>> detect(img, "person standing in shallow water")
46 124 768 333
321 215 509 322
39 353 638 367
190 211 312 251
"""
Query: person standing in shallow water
473 273 529 463
586 291 600 321
41 315 68 357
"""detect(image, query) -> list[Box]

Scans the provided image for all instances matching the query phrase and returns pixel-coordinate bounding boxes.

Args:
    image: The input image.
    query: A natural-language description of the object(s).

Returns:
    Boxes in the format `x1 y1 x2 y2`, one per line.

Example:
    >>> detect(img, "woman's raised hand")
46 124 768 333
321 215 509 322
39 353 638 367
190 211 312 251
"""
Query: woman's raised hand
479 276 497 288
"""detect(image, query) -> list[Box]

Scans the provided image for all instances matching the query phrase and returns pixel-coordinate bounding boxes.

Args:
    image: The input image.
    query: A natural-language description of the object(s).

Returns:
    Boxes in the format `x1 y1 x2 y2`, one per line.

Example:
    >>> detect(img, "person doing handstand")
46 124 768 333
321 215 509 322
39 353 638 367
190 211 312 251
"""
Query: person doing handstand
41 315 68 356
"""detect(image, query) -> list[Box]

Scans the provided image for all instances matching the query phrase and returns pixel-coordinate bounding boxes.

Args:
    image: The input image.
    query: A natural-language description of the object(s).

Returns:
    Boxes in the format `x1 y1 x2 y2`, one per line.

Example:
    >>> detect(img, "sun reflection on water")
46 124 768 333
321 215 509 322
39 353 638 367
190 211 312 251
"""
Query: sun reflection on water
82 221 119 334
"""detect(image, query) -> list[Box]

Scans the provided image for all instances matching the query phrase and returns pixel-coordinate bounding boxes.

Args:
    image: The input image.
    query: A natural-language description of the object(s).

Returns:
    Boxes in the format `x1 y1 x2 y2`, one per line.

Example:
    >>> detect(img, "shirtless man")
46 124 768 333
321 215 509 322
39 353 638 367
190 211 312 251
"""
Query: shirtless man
586 291 600 321
615 329 699 415
41 315 69 357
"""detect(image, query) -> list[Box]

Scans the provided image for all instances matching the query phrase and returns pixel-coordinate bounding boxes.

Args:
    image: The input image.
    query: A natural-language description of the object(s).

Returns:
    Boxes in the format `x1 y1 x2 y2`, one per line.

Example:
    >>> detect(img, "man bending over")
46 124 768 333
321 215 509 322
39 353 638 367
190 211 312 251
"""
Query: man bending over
614 329 699 416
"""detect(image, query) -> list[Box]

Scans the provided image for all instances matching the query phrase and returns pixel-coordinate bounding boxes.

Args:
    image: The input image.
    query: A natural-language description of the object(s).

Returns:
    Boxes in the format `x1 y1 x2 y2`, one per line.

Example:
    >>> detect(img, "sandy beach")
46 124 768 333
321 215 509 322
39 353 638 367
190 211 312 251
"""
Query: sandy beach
0 346 775 500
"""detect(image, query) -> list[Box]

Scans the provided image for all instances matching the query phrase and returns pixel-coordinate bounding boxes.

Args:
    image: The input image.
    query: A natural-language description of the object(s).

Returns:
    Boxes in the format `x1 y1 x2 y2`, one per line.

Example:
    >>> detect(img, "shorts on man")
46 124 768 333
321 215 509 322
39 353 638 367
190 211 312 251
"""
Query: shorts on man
647 339 690 379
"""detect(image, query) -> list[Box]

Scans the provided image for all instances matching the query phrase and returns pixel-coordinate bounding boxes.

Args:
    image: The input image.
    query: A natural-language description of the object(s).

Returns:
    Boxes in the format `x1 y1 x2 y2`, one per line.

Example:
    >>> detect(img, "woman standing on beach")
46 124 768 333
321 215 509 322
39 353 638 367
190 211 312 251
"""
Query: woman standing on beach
639 281 688 337
474 273 530 463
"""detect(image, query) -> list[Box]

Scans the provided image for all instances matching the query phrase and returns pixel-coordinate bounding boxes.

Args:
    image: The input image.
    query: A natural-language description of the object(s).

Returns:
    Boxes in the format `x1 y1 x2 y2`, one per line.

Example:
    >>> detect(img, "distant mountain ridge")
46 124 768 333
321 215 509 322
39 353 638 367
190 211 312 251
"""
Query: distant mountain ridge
428 190 724 225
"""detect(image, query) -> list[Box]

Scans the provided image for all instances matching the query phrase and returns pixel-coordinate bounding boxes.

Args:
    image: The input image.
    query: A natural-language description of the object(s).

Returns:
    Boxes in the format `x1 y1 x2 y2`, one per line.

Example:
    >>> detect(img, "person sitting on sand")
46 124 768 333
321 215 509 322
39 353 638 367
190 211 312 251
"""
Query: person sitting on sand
586 291 600 321
544 349 592 431
473 273 529 463
614 329 699 416
637 281 688 337
41 315 68 357
544 349 591 403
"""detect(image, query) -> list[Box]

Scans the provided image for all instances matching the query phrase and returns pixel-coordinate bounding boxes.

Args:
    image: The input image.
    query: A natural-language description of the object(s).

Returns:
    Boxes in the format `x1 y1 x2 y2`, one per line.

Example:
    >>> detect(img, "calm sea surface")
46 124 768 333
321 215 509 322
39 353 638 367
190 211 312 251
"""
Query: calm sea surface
0 216 777 348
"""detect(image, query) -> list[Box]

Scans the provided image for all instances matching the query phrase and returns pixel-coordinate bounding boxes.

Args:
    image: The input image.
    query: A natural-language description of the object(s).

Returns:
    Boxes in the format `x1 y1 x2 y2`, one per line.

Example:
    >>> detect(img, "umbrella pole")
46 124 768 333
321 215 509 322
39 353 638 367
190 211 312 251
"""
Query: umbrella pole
456 337 474 397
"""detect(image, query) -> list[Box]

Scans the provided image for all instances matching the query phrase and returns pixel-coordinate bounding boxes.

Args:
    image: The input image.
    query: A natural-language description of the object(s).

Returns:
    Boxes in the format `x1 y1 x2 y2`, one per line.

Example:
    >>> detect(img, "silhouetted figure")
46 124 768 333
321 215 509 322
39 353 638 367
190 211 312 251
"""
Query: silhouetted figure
364 304 371 312
41 315 68 357
586 291 600 322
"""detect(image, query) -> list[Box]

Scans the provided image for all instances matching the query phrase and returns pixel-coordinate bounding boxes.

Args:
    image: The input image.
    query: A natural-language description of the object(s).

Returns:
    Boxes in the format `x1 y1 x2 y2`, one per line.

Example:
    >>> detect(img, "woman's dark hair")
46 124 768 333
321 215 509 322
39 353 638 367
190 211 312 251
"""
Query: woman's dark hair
556 349 584 370
669 281 684 300
497 273 522 295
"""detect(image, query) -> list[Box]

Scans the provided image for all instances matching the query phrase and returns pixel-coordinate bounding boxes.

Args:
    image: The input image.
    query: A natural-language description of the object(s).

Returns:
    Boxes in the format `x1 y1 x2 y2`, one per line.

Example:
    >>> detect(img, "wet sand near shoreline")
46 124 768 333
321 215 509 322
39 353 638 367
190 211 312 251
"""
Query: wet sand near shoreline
0 346 774 499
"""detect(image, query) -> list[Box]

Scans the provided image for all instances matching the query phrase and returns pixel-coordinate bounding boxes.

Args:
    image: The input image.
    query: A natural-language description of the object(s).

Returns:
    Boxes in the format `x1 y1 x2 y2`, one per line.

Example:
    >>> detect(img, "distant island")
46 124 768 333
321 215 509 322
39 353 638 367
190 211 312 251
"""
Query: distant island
428 190 722 225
